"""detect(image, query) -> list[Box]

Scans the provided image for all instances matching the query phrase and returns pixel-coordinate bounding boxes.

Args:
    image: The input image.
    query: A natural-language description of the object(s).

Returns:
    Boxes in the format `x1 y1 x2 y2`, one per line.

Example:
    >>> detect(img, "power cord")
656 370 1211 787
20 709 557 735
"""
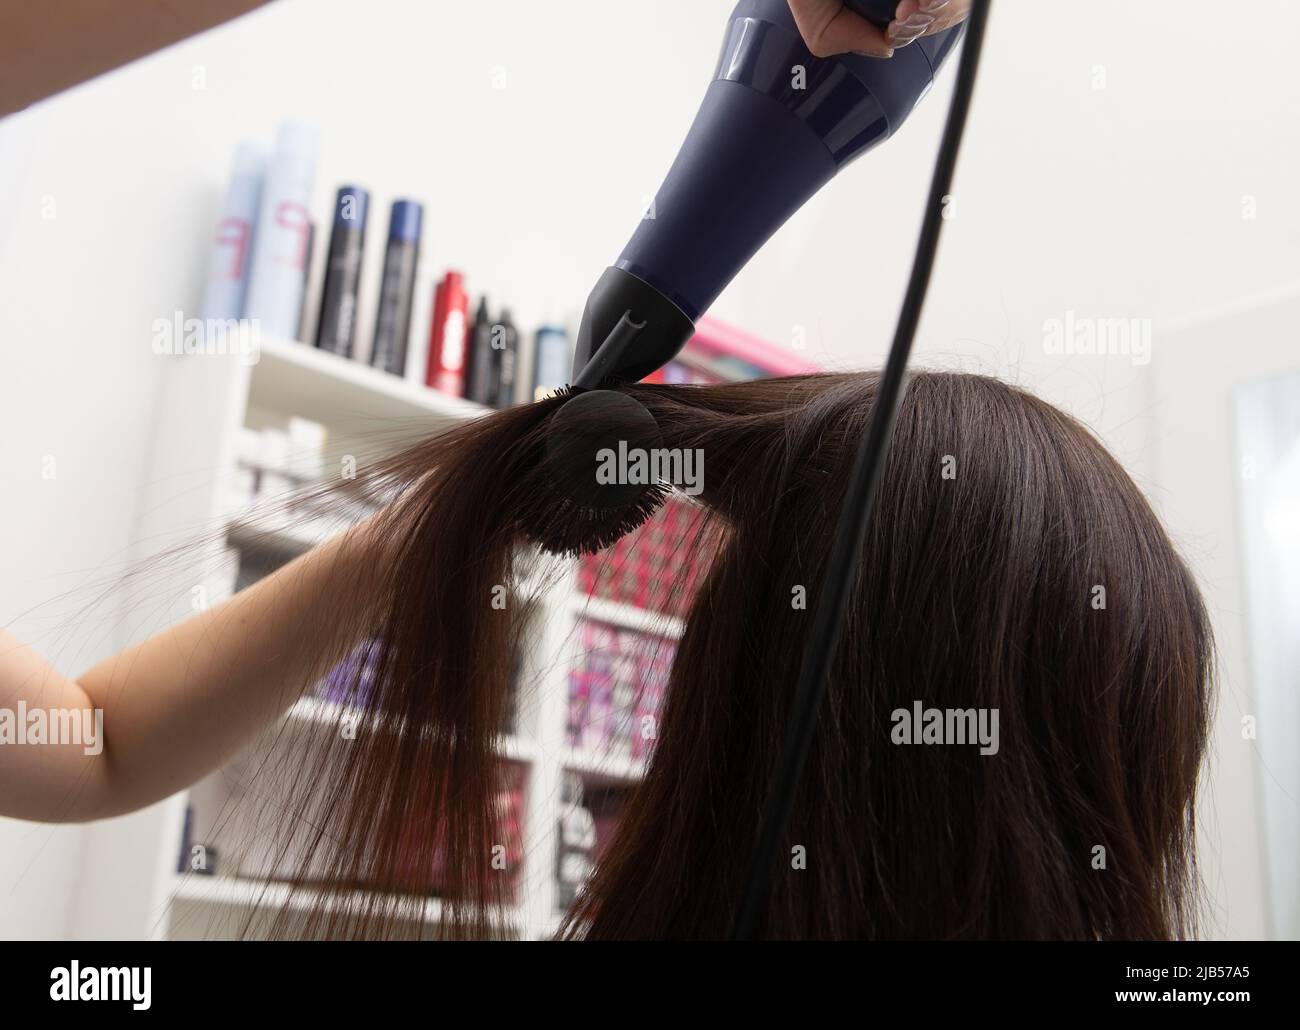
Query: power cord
730 0 993 940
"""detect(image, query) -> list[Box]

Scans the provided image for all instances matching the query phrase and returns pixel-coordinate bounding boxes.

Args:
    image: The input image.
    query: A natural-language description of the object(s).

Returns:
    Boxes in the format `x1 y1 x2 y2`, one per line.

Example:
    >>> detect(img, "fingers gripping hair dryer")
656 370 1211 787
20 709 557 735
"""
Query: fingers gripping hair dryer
571 0 965 388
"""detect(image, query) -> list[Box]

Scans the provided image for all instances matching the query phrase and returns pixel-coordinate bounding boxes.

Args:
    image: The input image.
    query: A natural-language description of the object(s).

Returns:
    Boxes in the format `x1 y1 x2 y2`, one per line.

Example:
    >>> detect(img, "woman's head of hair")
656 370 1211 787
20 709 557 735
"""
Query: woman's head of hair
253 370 1213 940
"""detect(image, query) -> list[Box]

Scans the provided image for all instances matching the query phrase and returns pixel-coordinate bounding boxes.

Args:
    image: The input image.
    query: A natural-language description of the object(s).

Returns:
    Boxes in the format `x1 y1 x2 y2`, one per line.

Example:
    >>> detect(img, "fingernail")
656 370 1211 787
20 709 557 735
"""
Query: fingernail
886 26 925 47
853 47 895 59
887 12 934 46
920 0 951 12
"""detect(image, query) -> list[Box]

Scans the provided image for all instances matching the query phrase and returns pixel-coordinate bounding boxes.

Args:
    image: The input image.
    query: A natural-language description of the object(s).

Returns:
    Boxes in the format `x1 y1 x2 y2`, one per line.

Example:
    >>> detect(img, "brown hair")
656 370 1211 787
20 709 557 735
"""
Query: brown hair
249 370 1213 939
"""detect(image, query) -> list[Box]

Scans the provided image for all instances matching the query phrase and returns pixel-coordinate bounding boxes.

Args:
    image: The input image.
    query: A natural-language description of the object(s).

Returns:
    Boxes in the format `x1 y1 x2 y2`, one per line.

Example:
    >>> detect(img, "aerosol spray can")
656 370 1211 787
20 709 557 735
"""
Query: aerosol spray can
244 121 318 339
463 296 495 404
314 186 369 358
370 199 422 376
531 324 571 402
200 141 268 321
492 309 520 408
426 270 468 395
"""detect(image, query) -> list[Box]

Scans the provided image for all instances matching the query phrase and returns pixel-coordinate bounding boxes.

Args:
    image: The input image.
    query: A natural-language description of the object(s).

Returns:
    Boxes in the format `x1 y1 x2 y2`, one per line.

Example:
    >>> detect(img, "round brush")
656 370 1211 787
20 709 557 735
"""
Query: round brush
519 388 670 558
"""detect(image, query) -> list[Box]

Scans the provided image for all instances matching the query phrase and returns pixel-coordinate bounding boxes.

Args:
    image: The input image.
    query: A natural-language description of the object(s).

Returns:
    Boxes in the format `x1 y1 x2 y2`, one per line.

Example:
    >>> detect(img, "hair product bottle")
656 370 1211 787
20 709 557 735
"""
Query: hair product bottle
369 199 422 375
425 270 468 395
531 324 571 402
314 186 369 358
200 141 267 321
243 121 318 340
463 296 495 404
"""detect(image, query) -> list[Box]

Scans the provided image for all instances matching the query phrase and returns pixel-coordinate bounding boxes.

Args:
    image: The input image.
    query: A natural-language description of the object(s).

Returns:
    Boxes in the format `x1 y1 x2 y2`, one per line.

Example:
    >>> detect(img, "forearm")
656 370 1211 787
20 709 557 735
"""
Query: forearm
1 518 378 822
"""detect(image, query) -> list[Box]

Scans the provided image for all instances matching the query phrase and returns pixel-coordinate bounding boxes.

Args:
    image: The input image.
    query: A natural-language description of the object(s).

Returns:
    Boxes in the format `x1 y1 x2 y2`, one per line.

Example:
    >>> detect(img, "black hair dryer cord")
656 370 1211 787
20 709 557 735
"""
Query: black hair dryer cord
730 0 993 941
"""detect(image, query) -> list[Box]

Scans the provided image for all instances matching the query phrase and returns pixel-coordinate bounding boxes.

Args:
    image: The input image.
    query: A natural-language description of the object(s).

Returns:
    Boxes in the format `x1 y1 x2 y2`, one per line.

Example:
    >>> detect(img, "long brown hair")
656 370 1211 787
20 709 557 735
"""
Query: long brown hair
241 370 1212 939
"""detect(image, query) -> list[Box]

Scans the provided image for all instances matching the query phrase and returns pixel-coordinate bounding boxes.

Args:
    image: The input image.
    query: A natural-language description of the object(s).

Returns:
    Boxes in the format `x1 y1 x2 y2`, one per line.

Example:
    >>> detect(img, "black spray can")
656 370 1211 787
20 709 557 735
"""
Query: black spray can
370 199 422 376
315 186 368 357
492 309 519 409
464 296 495 404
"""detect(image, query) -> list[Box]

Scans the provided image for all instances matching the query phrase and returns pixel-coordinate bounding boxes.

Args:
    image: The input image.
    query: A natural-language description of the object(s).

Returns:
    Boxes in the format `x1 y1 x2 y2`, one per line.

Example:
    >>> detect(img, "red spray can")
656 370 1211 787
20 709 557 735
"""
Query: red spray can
426 270 468 395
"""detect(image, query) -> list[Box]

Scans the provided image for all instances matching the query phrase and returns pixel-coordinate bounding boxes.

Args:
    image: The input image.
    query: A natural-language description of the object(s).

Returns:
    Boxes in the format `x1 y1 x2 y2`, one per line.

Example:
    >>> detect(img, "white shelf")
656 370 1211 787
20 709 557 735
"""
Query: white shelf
286 695 346 728
167 874 523 931
248 335 489 438
226 511 332 556
226 516 557 581
562 747 647 786
286 697 538 766
571 594 685 639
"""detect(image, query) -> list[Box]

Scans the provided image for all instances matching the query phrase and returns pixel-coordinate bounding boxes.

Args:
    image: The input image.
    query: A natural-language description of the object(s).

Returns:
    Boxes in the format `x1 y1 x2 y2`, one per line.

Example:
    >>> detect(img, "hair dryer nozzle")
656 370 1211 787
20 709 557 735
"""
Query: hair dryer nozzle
571 266 695 389
571 0 965 388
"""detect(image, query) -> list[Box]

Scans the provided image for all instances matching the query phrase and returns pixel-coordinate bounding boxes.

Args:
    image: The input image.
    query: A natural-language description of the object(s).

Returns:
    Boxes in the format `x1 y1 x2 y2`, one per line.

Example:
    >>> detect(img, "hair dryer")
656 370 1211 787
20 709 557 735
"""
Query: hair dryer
572 0 965 388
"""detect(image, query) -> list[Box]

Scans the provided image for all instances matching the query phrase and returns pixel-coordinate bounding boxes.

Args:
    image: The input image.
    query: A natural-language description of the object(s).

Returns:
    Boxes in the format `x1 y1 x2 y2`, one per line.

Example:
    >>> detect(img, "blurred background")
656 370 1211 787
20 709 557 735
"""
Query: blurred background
0 0 1297 939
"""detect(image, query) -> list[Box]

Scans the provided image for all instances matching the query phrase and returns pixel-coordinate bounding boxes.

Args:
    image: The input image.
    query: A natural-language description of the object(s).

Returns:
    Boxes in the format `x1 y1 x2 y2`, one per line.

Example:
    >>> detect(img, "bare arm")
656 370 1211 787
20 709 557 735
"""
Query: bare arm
0 519 375 822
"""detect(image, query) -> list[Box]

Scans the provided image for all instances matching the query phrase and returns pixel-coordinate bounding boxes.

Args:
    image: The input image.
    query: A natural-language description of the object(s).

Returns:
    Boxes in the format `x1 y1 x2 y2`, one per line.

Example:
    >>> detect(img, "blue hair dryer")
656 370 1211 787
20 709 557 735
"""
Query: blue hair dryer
572 0 964 387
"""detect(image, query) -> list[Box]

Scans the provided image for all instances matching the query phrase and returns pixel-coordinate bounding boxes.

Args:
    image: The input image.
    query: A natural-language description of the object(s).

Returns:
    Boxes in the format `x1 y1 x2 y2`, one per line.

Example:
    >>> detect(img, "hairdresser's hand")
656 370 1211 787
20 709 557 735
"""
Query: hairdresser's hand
788 0 970 59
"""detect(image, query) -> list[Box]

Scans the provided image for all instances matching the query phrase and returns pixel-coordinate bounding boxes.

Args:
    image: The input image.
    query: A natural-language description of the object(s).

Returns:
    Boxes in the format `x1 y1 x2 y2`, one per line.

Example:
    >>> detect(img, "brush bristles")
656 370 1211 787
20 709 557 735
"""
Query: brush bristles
513 385 672 557
521 480 670 558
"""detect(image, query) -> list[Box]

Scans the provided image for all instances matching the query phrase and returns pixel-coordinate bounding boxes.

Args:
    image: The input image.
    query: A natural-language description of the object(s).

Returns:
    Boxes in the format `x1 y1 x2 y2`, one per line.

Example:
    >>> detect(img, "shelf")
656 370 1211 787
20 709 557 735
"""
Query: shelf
167 873 522 931
226 511 332 557
562 747 647 786
226 515 559 570
286 698 537 766
570 594 685 639
286 696 358 729
247 335 489 438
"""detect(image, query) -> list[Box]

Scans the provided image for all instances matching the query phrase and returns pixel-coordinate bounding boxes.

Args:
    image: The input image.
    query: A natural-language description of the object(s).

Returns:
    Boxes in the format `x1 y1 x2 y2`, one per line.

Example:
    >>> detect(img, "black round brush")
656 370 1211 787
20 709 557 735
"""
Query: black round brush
518 389 670 558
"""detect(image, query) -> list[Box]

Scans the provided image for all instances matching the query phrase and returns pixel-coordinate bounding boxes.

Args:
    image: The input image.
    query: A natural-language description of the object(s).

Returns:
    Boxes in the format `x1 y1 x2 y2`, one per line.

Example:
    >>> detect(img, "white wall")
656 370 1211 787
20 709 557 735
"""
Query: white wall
1149 289 1300 941
1 0 1296 938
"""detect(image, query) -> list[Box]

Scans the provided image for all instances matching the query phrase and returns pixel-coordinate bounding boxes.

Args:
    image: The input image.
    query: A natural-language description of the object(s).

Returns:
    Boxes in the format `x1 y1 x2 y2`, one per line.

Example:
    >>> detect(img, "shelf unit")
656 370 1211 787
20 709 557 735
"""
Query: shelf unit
83 335 680 941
